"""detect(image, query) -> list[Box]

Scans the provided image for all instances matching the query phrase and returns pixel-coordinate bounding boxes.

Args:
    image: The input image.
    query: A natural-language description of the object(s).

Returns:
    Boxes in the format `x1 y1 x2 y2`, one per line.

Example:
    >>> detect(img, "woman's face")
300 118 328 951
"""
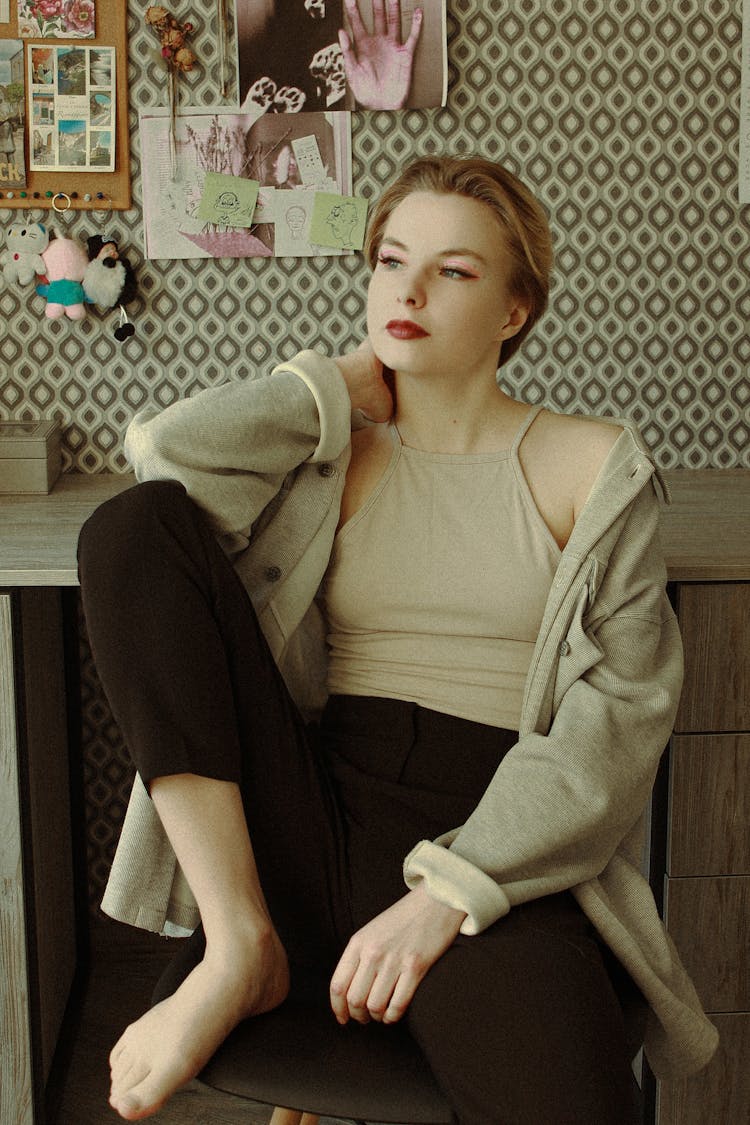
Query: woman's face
366 191 528 381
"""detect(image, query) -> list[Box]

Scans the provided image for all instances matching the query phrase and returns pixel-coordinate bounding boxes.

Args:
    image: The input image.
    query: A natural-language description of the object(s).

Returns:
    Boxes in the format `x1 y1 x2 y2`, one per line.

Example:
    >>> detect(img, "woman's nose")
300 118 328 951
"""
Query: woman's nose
397 272 426 308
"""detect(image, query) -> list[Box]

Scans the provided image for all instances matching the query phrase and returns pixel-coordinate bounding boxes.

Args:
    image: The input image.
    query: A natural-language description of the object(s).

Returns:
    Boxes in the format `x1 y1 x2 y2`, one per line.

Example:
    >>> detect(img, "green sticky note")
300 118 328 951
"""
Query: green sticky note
309 193 368 251
196 172 260 228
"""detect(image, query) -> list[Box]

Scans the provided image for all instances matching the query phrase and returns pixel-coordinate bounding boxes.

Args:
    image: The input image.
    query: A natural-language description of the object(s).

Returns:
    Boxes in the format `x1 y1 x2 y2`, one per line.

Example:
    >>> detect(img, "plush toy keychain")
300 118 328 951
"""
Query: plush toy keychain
84 233 138 340
1 220 49 286
35 232 91 319
27 226 137 338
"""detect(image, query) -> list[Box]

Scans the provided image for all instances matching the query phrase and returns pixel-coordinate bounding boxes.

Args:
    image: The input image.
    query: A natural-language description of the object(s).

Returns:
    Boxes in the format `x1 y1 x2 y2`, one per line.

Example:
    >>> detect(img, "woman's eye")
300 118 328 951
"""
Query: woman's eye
441 266 474 280
377 254 403 269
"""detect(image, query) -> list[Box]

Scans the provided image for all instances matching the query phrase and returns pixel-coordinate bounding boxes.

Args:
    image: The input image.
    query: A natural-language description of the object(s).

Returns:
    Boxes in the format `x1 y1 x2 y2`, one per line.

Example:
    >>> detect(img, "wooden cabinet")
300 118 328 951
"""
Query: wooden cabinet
0 589 78 1125
656 583 750 1124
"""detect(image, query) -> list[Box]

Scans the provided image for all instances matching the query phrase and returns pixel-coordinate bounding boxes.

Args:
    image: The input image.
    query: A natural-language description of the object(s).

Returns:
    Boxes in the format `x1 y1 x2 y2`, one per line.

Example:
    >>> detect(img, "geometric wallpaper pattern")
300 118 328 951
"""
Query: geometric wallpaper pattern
3 0 748 908
1 0 748 474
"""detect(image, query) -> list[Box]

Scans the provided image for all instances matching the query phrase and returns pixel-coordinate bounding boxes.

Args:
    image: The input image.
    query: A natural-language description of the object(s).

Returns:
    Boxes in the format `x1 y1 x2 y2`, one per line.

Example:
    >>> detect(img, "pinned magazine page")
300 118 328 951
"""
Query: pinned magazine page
139 106 352 260
27 44 115 171
235 0 447 114
0 38 27 188
17 0 96 39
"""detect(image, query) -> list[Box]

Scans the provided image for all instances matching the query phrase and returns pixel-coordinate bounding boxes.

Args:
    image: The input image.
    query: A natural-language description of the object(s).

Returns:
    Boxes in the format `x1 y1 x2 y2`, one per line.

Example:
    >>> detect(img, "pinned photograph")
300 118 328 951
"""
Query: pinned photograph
0 39 27 188
17 0 96 39
236 0 447 113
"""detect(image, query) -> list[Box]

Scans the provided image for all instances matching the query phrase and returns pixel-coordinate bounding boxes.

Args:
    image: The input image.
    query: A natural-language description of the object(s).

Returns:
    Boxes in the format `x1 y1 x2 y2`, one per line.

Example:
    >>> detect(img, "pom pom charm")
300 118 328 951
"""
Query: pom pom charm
114 307 135 342
84 234 138 343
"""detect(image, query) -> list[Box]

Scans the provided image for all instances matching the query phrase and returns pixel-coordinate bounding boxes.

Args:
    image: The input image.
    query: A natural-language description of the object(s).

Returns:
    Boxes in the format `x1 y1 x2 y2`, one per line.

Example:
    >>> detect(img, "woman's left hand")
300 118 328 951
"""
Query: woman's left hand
329 885 465 1025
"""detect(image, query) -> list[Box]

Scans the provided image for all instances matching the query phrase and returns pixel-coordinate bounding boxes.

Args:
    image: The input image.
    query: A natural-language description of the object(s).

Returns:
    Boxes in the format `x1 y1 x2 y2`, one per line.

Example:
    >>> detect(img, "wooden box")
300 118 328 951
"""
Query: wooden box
0 420 62 494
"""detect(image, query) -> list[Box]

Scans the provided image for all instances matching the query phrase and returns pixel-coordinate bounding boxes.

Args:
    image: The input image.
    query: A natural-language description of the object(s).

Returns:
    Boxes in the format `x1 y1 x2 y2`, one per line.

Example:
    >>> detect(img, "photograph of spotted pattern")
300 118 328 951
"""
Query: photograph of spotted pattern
236 0 446 114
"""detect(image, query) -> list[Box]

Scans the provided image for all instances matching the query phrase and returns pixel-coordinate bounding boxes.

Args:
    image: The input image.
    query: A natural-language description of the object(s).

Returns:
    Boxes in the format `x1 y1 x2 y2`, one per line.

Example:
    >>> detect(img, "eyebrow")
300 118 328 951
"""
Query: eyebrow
379 236 488 265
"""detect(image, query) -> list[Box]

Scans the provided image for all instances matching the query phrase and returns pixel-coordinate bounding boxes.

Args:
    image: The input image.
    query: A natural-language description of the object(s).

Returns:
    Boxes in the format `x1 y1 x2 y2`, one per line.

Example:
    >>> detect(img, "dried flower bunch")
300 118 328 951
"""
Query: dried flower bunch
144 6 197 73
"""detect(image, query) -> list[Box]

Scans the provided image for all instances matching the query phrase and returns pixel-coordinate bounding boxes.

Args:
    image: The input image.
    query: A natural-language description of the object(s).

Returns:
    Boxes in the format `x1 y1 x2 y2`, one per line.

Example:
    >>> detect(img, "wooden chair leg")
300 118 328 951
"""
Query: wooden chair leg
269 1109 320 1125
269 1109 304 1125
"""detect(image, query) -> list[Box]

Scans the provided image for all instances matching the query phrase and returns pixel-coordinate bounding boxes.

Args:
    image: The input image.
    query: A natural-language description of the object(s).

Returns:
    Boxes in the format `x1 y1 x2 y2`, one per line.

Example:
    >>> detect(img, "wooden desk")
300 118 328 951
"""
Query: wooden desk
0 473 132 1125
0 469 748 1125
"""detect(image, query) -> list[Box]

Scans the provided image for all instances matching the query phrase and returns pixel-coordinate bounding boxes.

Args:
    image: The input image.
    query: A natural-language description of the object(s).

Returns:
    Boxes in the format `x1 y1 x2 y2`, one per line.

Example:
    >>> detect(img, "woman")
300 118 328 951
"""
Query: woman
78 156 717 1123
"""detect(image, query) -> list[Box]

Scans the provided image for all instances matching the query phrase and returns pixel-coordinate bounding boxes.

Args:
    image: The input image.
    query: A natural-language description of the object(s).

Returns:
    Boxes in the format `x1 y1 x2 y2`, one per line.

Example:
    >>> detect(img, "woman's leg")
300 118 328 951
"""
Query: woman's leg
320 700 640 1125
108 775 290 1121
78 482 349 1120
406 893 641 1125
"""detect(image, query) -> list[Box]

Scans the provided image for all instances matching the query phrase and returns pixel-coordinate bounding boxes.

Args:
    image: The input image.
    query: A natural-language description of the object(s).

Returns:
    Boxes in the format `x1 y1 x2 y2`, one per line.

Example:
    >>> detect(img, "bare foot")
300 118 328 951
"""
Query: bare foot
108 927 289 1120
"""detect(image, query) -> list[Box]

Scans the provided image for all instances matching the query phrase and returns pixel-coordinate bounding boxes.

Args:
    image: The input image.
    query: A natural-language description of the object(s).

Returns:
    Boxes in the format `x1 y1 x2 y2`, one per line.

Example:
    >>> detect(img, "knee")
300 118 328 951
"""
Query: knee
77 480 188 582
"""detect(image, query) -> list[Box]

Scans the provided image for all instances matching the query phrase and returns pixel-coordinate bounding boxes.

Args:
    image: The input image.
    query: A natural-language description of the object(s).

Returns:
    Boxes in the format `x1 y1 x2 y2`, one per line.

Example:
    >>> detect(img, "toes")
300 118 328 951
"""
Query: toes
111 1059 149 1098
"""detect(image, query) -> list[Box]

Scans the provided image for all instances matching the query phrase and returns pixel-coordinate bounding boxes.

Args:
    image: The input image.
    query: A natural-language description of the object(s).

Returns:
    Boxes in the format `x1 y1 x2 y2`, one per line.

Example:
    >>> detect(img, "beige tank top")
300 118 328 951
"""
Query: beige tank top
323 407 561 730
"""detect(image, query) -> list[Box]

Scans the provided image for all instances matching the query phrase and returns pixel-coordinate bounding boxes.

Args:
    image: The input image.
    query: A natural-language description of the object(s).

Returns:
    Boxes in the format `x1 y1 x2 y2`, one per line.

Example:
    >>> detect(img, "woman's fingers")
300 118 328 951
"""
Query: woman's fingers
330 946 424 1025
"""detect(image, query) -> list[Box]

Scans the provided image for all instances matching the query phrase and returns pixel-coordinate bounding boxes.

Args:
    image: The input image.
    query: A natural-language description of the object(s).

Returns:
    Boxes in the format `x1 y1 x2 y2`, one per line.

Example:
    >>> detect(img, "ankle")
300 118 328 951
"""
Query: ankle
204 913 283 964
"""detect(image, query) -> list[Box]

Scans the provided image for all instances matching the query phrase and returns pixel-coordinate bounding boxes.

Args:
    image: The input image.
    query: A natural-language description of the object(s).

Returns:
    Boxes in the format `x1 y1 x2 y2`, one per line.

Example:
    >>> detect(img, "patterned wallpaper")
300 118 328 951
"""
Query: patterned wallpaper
1 0 748 474
4 0 747 909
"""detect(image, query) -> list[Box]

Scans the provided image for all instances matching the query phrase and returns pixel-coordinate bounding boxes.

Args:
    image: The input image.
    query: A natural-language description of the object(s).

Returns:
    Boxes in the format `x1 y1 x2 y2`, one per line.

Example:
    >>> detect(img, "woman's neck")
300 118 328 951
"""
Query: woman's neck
392 369 528 455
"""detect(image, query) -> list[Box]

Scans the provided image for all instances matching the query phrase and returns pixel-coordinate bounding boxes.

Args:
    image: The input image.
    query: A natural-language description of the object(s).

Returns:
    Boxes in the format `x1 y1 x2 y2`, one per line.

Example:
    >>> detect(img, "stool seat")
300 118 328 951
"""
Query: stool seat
197 974 453 1124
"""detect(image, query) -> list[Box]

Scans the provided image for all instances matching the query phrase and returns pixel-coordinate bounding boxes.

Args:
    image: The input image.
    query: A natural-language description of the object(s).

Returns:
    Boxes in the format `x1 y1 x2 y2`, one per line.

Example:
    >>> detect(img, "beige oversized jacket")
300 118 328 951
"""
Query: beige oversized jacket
99 350 718 1080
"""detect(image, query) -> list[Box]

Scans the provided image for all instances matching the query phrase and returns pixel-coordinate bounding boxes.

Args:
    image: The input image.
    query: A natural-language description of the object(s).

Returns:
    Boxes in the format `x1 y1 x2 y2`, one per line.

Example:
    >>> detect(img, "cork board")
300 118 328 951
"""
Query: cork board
0 0 130 211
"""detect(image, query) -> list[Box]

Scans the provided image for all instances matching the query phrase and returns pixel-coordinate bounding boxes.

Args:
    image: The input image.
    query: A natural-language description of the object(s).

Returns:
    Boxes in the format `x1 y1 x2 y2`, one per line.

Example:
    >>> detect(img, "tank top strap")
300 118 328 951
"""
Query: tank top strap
511 404 545 456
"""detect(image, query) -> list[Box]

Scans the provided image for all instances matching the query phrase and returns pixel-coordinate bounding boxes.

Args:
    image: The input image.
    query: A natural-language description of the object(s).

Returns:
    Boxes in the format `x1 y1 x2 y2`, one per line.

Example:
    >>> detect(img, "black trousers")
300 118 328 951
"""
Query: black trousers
78 480 641 1125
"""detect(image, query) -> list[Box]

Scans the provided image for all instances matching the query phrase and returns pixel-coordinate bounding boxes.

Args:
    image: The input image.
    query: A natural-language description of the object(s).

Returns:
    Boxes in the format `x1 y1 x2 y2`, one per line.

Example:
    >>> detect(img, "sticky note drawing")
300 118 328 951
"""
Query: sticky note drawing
325 199 359 248
309 191 368 251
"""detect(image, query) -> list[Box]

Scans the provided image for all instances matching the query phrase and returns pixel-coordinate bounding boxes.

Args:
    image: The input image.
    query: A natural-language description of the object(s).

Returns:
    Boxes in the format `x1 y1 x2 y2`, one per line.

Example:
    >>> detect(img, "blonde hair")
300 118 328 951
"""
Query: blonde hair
364 156 553 366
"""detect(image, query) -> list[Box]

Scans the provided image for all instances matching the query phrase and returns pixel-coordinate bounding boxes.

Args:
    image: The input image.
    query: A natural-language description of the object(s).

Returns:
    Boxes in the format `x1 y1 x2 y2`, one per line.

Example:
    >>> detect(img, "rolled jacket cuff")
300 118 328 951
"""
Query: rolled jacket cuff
273 350 351 464
403 839 511 935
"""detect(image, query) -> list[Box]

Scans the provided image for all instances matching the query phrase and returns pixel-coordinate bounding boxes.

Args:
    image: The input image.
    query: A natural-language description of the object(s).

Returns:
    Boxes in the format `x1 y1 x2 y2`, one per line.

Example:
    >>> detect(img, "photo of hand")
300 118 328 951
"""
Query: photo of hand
236 0 446 114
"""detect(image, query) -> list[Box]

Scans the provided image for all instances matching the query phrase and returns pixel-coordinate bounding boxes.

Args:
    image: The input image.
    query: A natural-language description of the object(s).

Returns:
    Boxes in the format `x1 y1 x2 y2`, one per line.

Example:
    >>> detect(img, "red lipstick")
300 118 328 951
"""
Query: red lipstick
386 319 428 340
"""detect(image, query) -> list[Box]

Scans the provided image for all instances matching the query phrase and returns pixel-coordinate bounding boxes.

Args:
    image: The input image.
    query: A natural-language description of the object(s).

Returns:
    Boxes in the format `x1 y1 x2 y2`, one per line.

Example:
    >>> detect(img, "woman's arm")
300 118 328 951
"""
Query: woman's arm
124 347 391 549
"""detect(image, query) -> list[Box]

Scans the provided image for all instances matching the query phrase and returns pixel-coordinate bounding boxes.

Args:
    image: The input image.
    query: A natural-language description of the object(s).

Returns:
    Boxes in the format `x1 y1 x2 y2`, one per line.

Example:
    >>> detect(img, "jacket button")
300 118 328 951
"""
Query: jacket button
318 463 335 477
559 640 571 656
265 565 282 582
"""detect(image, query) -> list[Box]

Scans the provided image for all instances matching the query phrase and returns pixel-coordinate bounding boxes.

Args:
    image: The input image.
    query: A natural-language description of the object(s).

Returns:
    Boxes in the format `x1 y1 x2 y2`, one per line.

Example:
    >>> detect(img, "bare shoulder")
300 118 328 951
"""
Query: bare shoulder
519 411 623 546
339 422 393 528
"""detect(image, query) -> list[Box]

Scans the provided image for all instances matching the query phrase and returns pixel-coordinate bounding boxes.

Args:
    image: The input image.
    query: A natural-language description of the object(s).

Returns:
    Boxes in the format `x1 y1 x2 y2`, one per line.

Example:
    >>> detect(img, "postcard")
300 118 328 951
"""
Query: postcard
235 0 446 114
17 0 96 39
0 38 26 188
27 44 115 172
139 106 352 260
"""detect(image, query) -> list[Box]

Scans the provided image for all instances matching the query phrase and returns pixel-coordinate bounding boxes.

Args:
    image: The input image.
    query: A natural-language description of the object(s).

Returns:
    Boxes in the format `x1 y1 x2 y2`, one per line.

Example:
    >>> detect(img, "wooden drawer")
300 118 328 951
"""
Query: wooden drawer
668 734 750 876
665 876 750 1011
674 584 750 733
657 1012 750 1125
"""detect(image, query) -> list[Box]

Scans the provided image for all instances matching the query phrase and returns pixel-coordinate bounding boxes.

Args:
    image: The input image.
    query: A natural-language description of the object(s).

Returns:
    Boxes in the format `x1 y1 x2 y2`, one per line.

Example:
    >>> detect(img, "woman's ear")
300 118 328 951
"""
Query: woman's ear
497 299 530 343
